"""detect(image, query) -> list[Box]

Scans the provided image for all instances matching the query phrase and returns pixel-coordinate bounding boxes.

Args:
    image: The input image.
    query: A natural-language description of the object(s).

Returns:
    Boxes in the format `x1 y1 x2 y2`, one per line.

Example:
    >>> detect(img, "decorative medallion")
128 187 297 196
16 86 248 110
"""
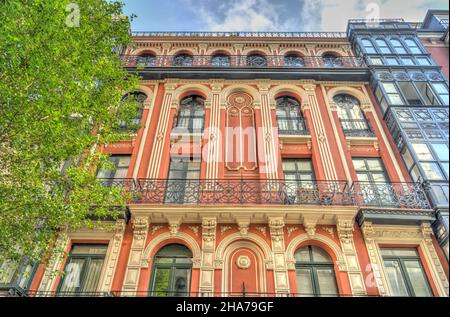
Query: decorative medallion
236 256 251 270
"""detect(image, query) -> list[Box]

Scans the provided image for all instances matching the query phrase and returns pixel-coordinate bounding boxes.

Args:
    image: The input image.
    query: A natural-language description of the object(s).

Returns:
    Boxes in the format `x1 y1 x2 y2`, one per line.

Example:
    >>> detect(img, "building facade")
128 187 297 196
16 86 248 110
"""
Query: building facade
1 11 449 298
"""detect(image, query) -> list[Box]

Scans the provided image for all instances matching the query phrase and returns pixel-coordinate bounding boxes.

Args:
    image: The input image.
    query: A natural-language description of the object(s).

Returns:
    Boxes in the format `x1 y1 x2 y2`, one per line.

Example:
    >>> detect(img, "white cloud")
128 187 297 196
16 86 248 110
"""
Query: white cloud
185 0 298 32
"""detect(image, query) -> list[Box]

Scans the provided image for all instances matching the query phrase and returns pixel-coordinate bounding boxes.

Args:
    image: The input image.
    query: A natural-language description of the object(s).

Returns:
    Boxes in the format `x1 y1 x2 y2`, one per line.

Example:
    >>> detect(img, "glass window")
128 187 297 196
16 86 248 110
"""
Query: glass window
398 82 423 105
58 245 108 296
210 54 231 67
416 57 431 66
412 143 434 160
401 57 415 66
173 54 193 66
175 96 205 133
150 244 192 297
421 162 445 180
370 57 384 65
166 157 201 204
276 97 306 134
247 54 267 67
136 53 156 67
283 159 317 204
390 39 407 54
295 246 338 297
376 39 393 54
381 248 432 297
333 94 372 137
361 39 377 54
432 83 449 105
119 92 147 131
382 83 404 105
96 155 131 185
386 57 400 66
284 54 305 67
416 82 439 105
405 39 422 54
431 143 449 161
322 54 343 68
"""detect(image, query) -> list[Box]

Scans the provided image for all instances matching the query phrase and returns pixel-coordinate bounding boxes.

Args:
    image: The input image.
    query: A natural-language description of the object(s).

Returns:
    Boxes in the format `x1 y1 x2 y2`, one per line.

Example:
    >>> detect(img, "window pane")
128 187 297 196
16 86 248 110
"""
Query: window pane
71 245 108 256
403 261 432 297
421 162 445 180
353 159 367 171
311 247 333 263
81 259 104 293
384 260 410 296
431 144 449 161
152 268 171 297
295 248 311 262
0 261 18 284
59 259 86 293
296 268 314 297
381 248 418 257
173 268 191 297
412 144 434 160
367 159 384 171
316 269 339 296
417 58 431 66
382 83 398 94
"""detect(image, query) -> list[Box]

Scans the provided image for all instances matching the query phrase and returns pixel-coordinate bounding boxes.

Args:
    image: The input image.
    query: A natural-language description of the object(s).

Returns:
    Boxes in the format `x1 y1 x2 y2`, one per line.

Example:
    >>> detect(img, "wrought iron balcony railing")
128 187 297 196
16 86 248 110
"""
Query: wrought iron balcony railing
95 179 431 210
134 179 353 206
277 118 309 136
121 55 366 69
351 182 431 210
339 119 376 138
131 31 348 38
26 290 377 297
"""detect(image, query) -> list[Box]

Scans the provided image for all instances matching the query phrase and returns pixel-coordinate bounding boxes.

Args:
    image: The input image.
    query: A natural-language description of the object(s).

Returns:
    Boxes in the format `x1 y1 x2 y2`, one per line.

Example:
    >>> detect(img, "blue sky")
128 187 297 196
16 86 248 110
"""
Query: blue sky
120 0 449 32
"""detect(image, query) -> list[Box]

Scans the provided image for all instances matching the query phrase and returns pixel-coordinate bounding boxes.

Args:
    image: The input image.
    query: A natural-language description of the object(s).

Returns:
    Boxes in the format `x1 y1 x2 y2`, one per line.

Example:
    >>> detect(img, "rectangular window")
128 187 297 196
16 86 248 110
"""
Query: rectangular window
166 157 201 204
432 83 449 105
416 57 432 66
58 245 108 296
386 57 400 66
382 83 404 105
283 159 317 204
96 155 131 185
415 82 438 105
370 57 384 65
401 57 415 66
381 248 432 297
398 82 423 105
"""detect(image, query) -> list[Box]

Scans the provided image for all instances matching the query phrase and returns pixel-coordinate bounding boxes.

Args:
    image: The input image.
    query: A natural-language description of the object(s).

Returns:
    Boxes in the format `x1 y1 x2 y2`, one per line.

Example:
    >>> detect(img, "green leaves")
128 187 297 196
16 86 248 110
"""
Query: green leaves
0 0 139 266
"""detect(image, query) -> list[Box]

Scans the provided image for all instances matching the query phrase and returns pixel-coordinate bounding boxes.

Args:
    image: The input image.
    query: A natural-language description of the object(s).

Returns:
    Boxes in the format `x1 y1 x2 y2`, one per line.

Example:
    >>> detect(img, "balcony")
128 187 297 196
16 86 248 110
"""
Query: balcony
339 119 376 138
121 55 369 82
351 182 431 210
122 55 366 69
131 31 348 38
97 179 431 210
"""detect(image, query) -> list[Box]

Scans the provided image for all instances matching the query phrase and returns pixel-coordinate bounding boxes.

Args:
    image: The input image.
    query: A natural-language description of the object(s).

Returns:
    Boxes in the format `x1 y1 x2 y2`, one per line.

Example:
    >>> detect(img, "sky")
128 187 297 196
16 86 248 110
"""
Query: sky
119 0 449 32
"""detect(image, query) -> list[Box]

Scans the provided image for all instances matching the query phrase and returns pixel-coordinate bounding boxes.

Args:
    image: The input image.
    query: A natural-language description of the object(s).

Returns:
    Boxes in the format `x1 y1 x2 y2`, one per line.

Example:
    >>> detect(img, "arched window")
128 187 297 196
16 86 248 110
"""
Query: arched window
136 53 156 67
173 54 193 66
405 39 422 54
361 39 376 54
119 92 147 131
276 97 306 134
284 54 305 67
322 53 343 68
390 39 407 54
211 54 231 66
175 96 205 133
247 54 267 67
295 246 339 297
375 39 392 54
333 94 373 137
150 244 193 297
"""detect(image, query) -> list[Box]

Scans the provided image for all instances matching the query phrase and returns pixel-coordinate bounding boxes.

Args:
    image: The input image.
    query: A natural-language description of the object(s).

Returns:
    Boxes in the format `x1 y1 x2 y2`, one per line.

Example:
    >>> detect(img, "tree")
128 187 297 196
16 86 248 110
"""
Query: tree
0 0 140 271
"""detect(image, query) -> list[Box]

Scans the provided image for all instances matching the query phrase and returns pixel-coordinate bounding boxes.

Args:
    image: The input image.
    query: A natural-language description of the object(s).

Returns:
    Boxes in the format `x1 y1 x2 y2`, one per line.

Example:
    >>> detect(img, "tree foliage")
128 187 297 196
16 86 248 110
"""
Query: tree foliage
0 0 140 267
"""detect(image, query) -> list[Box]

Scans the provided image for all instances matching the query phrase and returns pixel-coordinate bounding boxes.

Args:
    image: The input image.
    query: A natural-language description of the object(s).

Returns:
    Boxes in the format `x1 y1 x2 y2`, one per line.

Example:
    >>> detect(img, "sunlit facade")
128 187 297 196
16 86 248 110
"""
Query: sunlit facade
2 10 448 298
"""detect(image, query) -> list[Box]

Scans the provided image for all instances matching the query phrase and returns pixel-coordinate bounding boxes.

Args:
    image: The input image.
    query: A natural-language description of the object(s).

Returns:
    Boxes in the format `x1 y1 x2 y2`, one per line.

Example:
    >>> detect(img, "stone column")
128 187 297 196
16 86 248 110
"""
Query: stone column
199 217 217 296
336 216 367 296
302 84 338 181
258 81 279 180
205 82 223 180
268 217 290 295
121 216 149 296
146 82 178 178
